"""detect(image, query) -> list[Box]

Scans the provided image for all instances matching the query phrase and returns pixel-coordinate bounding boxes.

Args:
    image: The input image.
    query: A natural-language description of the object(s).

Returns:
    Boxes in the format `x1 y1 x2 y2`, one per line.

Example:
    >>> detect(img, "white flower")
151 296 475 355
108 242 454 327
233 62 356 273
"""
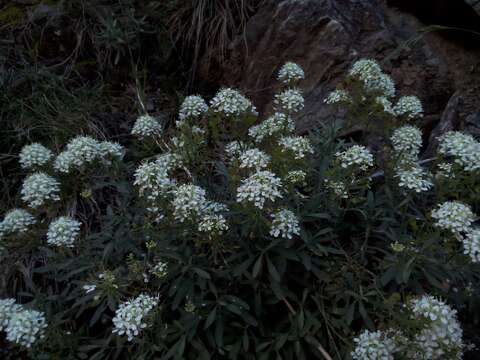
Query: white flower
179 95 209 121
438 131 480 172
436 162 455 179
270 209 300 239
236 170 283 209
0 209 36 238
431 201 475 234
54 136 101 173
336 145 374 171
82 284 97 294
284 170 307 185
0 298 22 331
274 88 304 113
131 115 162 138
225 141 248 159
395 164 433 193
462 229 480 263
324 89 351 104
46 216 81 248
133 156 176 201
198 213 229 235
239 148 271 170
351 330 397 360
171 184 207 222
391 125 423 159
394 96 423 119
248 113 295 143
375 96 395 115
112 294 158 341
21 172 60 208
324 179 348 199
150 261 168 279
277 62 305 83
278 136 314 159
210 88 255 117
349 59 383 80
98 141 124 160
409 295 464 360
19 143 53 170
6 309 47 348
349 59 395 98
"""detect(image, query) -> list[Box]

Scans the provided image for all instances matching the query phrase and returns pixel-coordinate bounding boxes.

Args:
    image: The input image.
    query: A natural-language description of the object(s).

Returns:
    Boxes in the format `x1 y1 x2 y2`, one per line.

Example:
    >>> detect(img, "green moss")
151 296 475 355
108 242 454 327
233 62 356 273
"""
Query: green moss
0 6 25 25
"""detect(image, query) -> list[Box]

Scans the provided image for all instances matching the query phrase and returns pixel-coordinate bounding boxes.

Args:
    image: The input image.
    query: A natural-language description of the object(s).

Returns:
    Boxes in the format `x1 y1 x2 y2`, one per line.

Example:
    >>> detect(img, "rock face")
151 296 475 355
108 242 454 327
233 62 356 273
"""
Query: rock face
466 0 480 15
199 0 480 143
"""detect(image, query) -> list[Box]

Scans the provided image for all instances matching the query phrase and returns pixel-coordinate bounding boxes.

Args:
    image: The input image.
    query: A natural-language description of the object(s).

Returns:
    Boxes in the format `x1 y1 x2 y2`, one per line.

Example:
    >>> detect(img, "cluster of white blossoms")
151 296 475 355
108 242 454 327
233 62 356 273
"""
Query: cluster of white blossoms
269 209 300 239
133 154 177 201
393 96 424 119
277 62 305 84
278 136 314 160
46 216 81 248
21 172 60 208
409 295 464 359
248 113 295 143
0 209 36 238
131 114 162 138
324 179 348 199
351 330 398 360
336 145 374 171
349 59 395 98
391 125 422 159
54 136 124 173
171 184 207 222
284 170 307 185
239 148 271 170
210 88 256 117
431 201 475 234
395 165 433 193
324 89 351 105
237 170 283 209
112 293 158 341
19 143 53 170
179 95 209 121
150 261 168 279
0 298 47 348
438 131 480 172
225 141 248 159
274 88 305 113
462 229 480 263
436 162 454 179
197 201 229 235
375 96 395 115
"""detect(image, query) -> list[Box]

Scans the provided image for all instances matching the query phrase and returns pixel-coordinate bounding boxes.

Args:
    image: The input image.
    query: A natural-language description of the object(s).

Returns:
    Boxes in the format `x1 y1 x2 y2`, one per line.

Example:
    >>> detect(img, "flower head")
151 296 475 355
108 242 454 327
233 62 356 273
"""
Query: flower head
133 155 177 201
179 95 209 121
236 170 283 209
438 131 480 172
6 309 47 348
351 330 397 360
324 89 351 105
336 145 373 171
171 184 207 222
463 229 480 263
391 125 423 160
395 164 433 193
0 209 36 238
431 201 475 234
19 143 53 170
394 96 423 119
248 113 295 143
210 88 255 117
274 88 304 113
131 115 162 138
270 209 300 239
46 216 81 248
277 62 305 83
239 148 271 170
0 298 22 331
21 172 60 208
278 136 314 159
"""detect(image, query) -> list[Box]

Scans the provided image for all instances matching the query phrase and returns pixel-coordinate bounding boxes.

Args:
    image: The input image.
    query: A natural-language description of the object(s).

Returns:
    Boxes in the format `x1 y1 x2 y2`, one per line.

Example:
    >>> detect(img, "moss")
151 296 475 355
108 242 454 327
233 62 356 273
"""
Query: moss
0 6 25 25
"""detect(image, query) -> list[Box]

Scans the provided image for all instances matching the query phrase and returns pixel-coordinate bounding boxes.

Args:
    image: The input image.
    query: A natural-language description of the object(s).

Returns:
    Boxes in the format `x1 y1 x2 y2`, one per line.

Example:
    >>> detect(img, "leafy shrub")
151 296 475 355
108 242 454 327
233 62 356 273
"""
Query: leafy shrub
0 59 480 360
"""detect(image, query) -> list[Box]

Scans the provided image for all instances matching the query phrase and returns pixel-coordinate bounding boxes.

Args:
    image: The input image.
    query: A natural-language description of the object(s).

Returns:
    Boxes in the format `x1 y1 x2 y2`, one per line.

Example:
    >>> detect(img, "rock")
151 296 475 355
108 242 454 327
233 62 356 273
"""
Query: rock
198 0 480 143
465 0 480 15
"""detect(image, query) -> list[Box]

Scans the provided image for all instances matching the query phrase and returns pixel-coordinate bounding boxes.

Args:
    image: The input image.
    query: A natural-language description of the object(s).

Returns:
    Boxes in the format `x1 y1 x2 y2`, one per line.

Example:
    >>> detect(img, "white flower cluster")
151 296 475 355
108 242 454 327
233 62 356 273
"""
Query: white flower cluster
21 172 60 208
239 148 271 170
436 162 454 179
410 295 464 359
391 125 422 159
150 261 168 279
19 143 53 170
46 216 81 248
462 229 480 263
248 113 295 143
274 88 304 113
270 209 300 239
324 89 351 105
0 298 47 348
394 96 423 119
438 131 480 172
171 184 207 222
324 179 348 199
277 62 305 84
198 201 229 235
351 330 397 360
179 95 209 121
375 96 395 115
431 201 475 234
131 115 162 138
336 145 374 171
0 209 36 238
133 154 177 201
284 170 306 185
225 141 248 159
54 136 124 173
278 136 314 159
237 170 283 209
112 293 158 341
210 88 255 117
349 59 395 98
395 165 433 193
